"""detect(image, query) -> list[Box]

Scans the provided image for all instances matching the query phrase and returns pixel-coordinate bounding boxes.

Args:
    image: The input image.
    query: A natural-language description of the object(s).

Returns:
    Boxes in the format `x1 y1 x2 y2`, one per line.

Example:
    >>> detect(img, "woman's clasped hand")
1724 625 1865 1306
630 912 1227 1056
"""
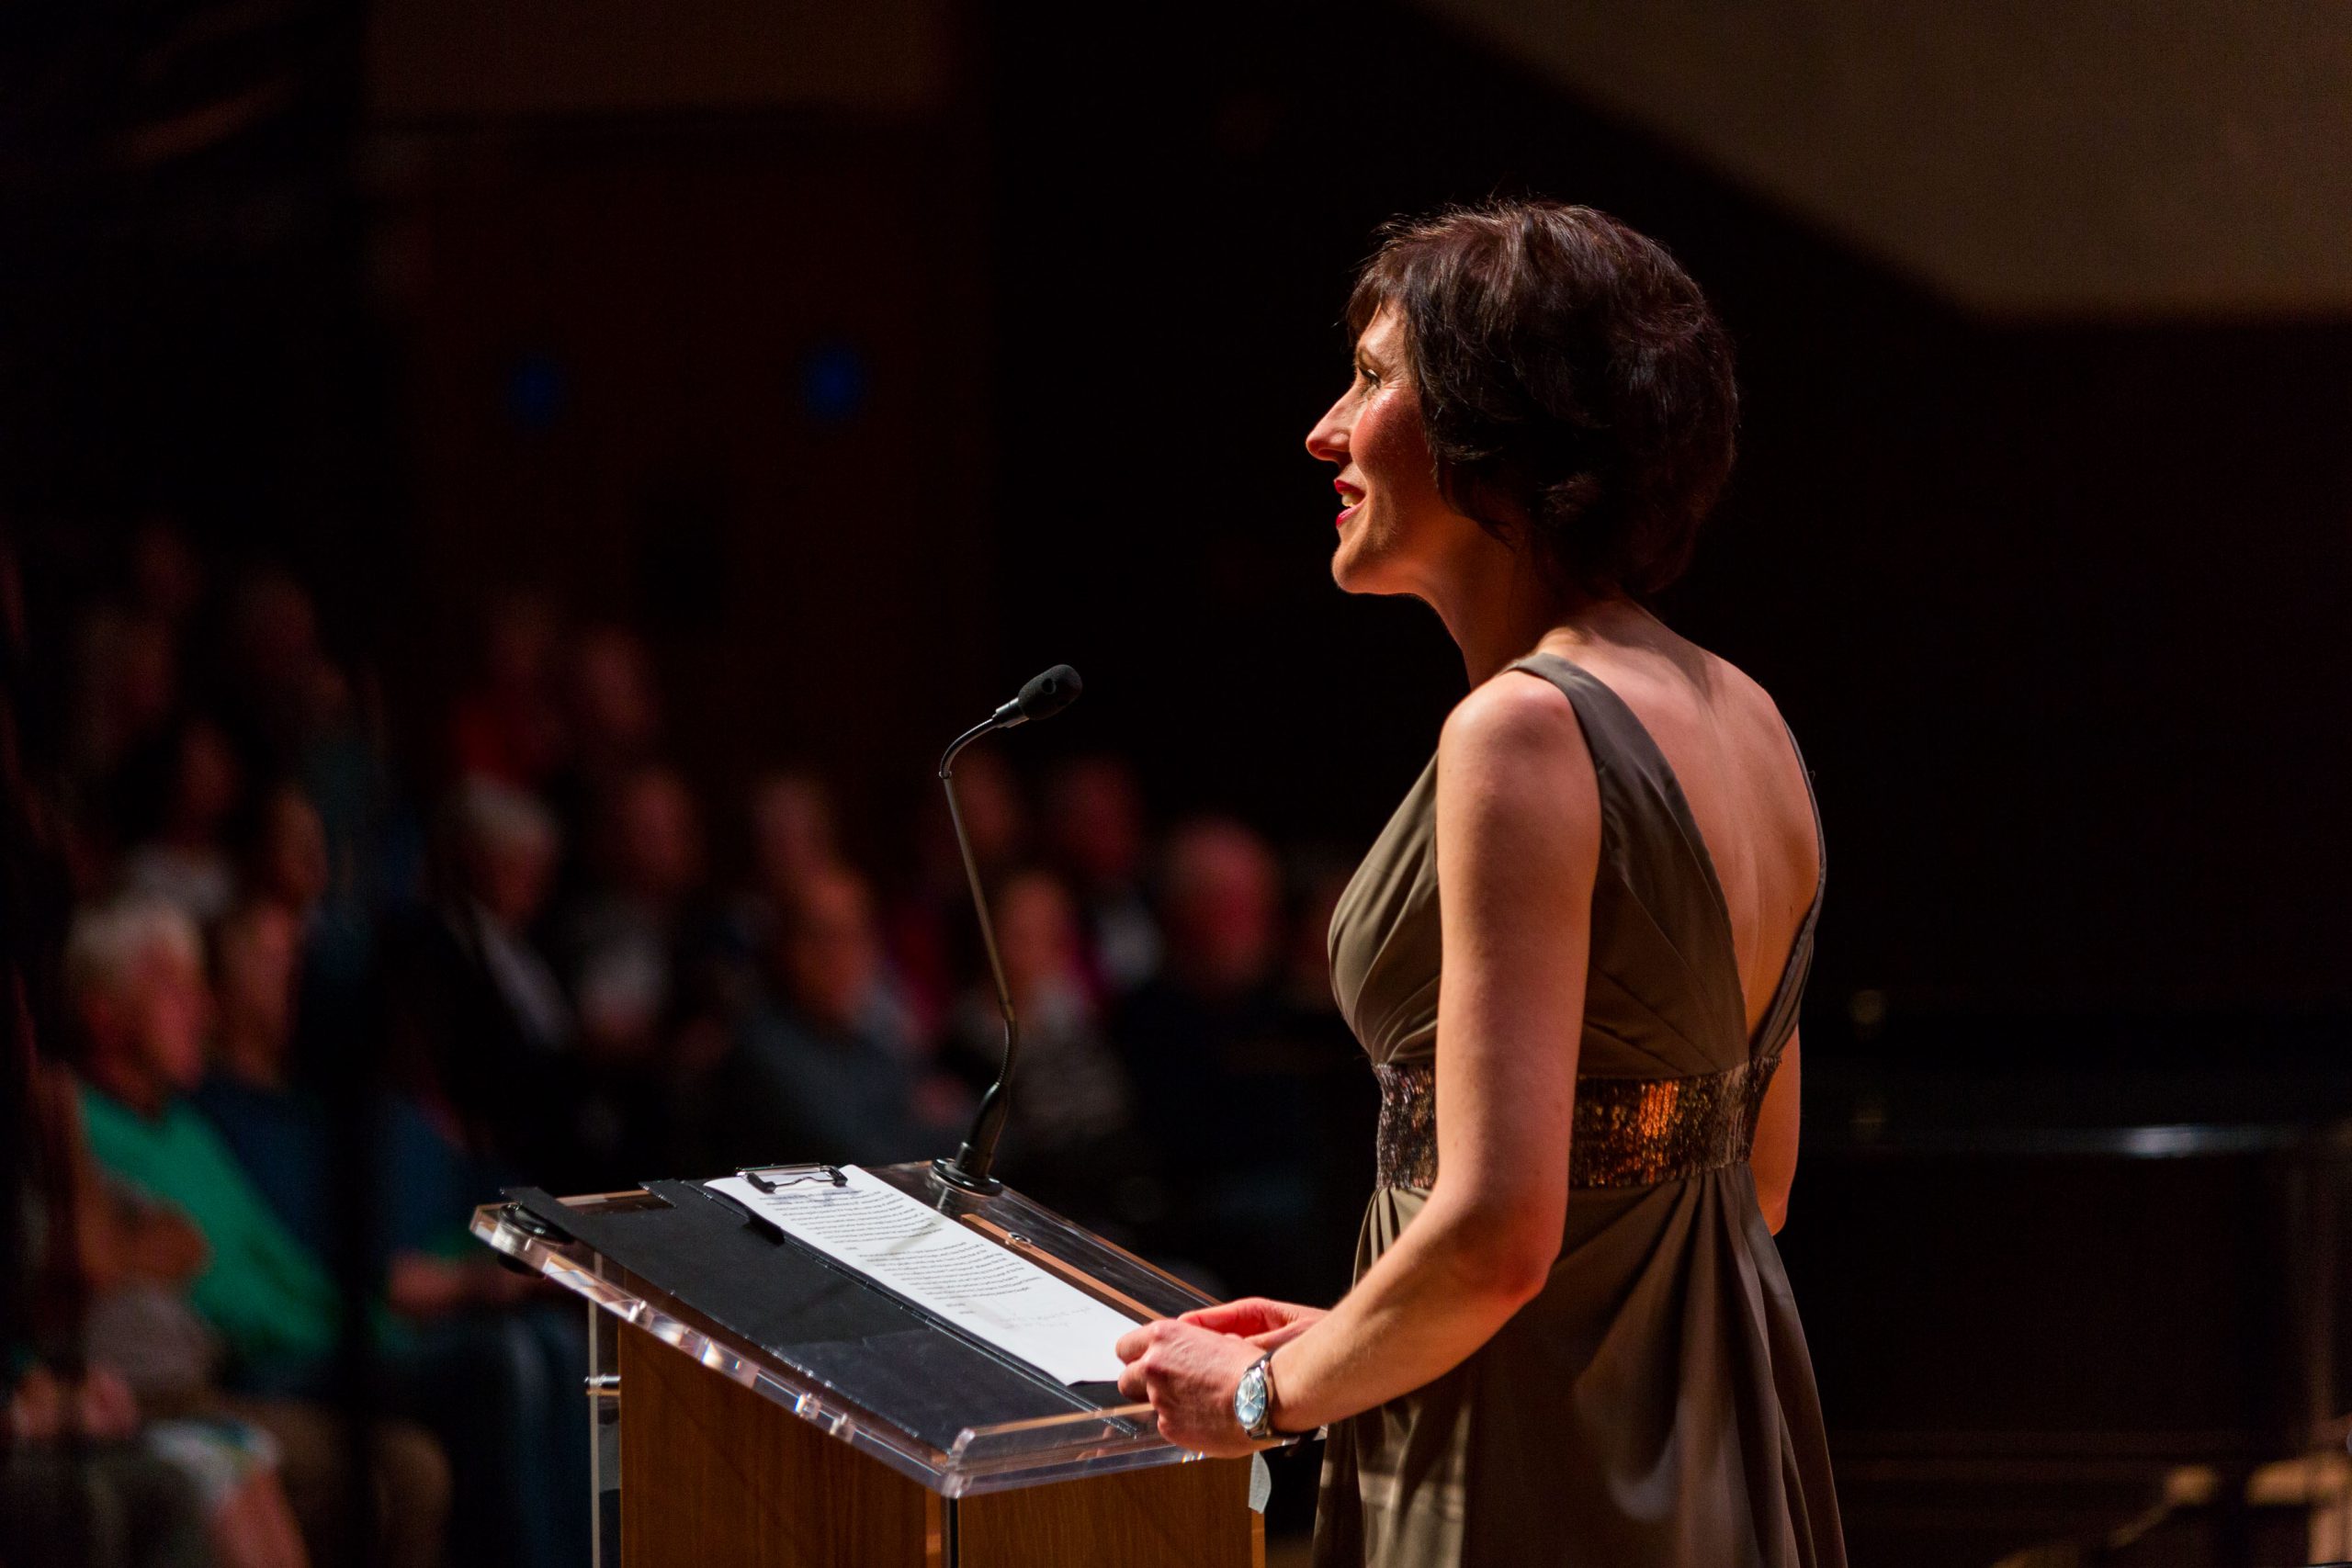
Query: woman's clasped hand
1113 1296 1329 1458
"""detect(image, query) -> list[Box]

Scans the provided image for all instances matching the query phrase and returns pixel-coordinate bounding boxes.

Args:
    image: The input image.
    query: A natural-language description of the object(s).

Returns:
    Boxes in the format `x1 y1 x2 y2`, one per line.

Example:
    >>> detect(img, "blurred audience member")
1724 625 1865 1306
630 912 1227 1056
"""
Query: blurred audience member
114 716 243 925
197 900 525 1314
1157 818 1284 997
127 518 206 634
68 897 334 1378
723 772 843 964
3 1357 216 1568
62 897 449 1568
192 902 315 1231
448 594 567 791
719 768 882 1026
567 626 662 781
14 1054 312 1568
1045 756 1161 998
196 898 585 1568
561 762 702 1058
948 868 1141 1221
220 573 335 774
391 780 586 1187
749 770 841 905
73 610 178 793
232 785 330 923
1114 819 1324 1298
688 867 960 1170
889 745 1027 1034
552 761 717 1176
447 781 571 1057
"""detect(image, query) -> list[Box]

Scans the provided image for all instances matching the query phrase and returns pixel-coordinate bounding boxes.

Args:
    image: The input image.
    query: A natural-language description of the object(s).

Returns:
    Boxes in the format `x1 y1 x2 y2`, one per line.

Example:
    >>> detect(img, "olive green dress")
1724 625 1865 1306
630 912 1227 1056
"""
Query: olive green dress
1314 651 1844 1567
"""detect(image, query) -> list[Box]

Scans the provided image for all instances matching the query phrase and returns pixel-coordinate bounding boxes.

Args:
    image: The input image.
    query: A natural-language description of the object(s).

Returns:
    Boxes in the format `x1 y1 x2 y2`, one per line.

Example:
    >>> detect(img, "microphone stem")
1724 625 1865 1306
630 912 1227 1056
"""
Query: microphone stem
938 721 1019 1186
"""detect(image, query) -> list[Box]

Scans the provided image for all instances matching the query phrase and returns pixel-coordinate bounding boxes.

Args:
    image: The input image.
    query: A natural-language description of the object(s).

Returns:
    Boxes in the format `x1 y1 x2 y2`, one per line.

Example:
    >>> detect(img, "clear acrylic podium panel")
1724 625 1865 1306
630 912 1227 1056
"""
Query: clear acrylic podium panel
470 1161 1221 1499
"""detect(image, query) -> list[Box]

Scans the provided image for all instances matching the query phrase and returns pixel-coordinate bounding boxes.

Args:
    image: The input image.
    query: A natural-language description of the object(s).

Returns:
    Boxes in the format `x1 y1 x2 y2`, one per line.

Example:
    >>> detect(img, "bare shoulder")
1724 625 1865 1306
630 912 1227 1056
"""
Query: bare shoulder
1435 670 1600 864
1433 672 1602 924
1439 668 1592 776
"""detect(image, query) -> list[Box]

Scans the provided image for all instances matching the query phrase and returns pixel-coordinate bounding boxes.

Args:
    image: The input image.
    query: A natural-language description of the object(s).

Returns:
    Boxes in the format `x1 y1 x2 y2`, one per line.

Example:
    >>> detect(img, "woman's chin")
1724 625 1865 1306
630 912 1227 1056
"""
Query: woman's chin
1330 533 1373 593
1330 544 1397 597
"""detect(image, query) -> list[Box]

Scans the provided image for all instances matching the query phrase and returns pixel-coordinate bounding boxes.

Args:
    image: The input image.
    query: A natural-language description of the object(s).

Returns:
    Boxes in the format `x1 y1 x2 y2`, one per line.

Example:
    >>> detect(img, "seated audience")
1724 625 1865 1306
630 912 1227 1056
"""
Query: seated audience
716 769 854 1022
72 608 179 797
4 1358 216 1568
197 899 528 1321
11 1052 314 1568
888 746 1026 1035
947 868 1142 1221
1044 756 1162 998
113 716 243 926
21 535 1404 1564
552 761 715 1178
69 897 341 1378
1114 818 1328 1299
687 867 964 1171
60 897 448 1568
197 897 587 1568
447 594 567 793
390 780 588 1190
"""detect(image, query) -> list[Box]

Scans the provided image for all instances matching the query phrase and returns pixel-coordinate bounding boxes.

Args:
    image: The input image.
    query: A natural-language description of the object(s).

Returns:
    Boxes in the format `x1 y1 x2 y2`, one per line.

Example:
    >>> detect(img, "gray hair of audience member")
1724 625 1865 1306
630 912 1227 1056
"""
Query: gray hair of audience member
65 895 202 1003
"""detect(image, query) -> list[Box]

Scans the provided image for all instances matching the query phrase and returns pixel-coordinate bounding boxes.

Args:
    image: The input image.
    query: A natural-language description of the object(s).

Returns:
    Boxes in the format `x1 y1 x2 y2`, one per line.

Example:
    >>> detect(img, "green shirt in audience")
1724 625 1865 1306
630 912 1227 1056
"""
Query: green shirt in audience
78 1083 341 1371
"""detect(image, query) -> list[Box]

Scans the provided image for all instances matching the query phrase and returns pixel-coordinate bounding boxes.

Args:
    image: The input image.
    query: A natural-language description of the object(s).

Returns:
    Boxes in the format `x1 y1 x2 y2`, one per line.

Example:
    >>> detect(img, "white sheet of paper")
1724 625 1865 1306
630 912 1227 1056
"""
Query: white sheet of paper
705 1167 1138 1384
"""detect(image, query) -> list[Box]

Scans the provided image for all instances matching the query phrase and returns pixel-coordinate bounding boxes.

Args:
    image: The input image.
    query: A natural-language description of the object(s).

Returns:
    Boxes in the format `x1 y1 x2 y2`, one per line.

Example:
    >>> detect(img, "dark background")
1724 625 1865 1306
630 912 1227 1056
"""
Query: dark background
7 2 2349 1561
14 3 2346 1013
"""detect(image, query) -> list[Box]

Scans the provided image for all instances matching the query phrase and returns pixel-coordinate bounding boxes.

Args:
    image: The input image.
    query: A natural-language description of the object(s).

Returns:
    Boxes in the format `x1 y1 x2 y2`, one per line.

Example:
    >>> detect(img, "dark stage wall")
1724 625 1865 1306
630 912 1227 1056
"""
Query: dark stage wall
376 111 999 821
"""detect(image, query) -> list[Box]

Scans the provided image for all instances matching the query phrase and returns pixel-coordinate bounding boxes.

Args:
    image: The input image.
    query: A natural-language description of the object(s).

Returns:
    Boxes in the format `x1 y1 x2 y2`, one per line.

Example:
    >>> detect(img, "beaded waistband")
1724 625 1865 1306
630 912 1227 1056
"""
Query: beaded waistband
1373 1051 1781 1191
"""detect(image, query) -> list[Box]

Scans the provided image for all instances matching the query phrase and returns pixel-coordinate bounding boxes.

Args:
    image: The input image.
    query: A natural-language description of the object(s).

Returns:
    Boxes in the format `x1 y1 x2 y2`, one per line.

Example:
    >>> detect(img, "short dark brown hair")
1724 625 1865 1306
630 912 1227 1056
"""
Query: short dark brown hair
1348 201 1737 600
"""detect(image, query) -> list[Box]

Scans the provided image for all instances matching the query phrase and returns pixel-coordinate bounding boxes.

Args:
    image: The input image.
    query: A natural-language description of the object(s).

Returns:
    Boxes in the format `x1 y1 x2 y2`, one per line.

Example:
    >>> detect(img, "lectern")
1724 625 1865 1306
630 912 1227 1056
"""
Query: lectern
472 1163 1263 1568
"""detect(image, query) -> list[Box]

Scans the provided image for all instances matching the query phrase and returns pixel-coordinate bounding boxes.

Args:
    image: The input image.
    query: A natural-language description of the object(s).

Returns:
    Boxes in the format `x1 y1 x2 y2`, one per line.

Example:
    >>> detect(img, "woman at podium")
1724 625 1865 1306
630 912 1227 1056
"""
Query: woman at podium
1115 201 1843 1566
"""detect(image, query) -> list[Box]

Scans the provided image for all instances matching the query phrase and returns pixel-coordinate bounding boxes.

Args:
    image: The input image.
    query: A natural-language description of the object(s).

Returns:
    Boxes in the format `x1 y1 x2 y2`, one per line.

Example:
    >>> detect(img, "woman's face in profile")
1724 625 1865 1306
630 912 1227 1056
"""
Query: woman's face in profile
1306 304 1458 597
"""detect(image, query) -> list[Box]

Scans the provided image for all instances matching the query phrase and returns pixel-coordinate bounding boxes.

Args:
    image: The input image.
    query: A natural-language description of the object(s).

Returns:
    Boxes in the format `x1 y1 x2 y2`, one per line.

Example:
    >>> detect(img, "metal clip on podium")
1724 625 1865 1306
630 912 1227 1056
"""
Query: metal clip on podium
472 1161 1262 1568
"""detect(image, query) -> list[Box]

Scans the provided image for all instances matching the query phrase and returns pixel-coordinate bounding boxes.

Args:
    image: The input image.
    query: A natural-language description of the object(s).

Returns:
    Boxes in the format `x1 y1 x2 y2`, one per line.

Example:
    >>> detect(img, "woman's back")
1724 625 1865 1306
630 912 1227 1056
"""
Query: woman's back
1536 617 1822 1043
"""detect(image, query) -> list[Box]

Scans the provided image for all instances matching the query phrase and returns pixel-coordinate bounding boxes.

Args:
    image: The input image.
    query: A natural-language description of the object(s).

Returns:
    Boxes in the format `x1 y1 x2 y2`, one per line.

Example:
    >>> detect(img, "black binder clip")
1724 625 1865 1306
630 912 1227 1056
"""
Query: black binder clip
741 1164 848 1194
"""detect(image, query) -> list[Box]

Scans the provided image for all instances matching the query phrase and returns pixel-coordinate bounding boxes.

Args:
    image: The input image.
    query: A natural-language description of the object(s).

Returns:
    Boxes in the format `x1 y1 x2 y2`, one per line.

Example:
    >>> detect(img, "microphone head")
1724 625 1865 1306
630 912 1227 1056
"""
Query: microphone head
1013 664 1083 723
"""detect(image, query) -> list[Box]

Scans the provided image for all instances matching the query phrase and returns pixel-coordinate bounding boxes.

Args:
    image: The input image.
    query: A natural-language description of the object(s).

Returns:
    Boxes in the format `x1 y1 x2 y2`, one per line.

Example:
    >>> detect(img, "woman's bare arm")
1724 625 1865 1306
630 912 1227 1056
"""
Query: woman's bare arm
1749 1030 1802 1234
1229 672 1599 1432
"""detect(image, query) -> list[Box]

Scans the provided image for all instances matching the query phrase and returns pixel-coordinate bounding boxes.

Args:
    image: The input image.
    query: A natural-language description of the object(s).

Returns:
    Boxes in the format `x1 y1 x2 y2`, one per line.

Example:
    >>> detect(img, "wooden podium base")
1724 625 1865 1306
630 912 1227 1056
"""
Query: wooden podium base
617 1323 1264 1567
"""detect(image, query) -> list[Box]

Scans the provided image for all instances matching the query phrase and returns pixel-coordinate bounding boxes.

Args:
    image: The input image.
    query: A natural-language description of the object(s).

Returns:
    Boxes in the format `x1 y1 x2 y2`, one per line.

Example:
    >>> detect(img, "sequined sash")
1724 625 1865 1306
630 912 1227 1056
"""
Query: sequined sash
1373 1053 1782 1190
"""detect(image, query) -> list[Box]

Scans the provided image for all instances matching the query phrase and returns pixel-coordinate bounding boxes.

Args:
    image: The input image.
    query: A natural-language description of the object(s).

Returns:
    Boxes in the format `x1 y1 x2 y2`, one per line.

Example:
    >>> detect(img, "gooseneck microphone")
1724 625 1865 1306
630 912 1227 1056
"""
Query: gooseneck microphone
930 665 1083 1194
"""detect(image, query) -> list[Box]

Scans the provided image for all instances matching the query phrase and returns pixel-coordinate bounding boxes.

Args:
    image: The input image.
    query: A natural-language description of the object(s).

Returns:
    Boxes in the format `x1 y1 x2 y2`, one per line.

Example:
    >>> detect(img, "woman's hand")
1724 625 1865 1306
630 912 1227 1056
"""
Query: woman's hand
1113 1317 1272 1459
1181 1296 1328 1349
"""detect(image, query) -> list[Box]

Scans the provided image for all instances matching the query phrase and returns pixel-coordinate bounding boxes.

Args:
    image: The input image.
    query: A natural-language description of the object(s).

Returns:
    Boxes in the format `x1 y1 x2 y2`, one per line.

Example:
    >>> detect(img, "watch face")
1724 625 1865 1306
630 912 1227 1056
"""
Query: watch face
1235 1365 1268 1428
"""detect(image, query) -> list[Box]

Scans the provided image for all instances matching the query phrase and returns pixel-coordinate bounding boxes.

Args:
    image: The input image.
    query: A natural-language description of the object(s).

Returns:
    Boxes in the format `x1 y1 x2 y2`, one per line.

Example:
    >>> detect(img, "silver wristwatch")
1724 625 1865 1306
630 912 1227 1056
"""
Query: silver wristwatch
1234 1350 1283 1442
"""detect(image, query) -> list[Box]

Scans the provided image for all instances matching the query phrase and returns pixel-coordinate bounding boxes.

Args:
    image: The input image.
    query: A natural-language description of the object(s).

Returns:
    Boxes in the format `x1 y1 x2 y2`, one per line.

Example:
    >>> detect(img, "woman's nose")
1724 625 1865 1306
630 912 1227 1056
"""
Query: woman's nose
1305 406 1349 465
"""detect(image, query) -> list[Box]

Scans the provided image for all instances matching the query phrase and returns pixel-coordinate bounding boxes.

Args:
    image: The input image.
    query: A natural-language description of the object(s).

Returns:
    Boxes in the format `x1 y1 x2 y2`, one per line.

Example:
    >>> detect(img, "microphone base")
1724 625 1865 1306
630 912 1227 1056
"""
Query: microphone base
929 1156 1003 1196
